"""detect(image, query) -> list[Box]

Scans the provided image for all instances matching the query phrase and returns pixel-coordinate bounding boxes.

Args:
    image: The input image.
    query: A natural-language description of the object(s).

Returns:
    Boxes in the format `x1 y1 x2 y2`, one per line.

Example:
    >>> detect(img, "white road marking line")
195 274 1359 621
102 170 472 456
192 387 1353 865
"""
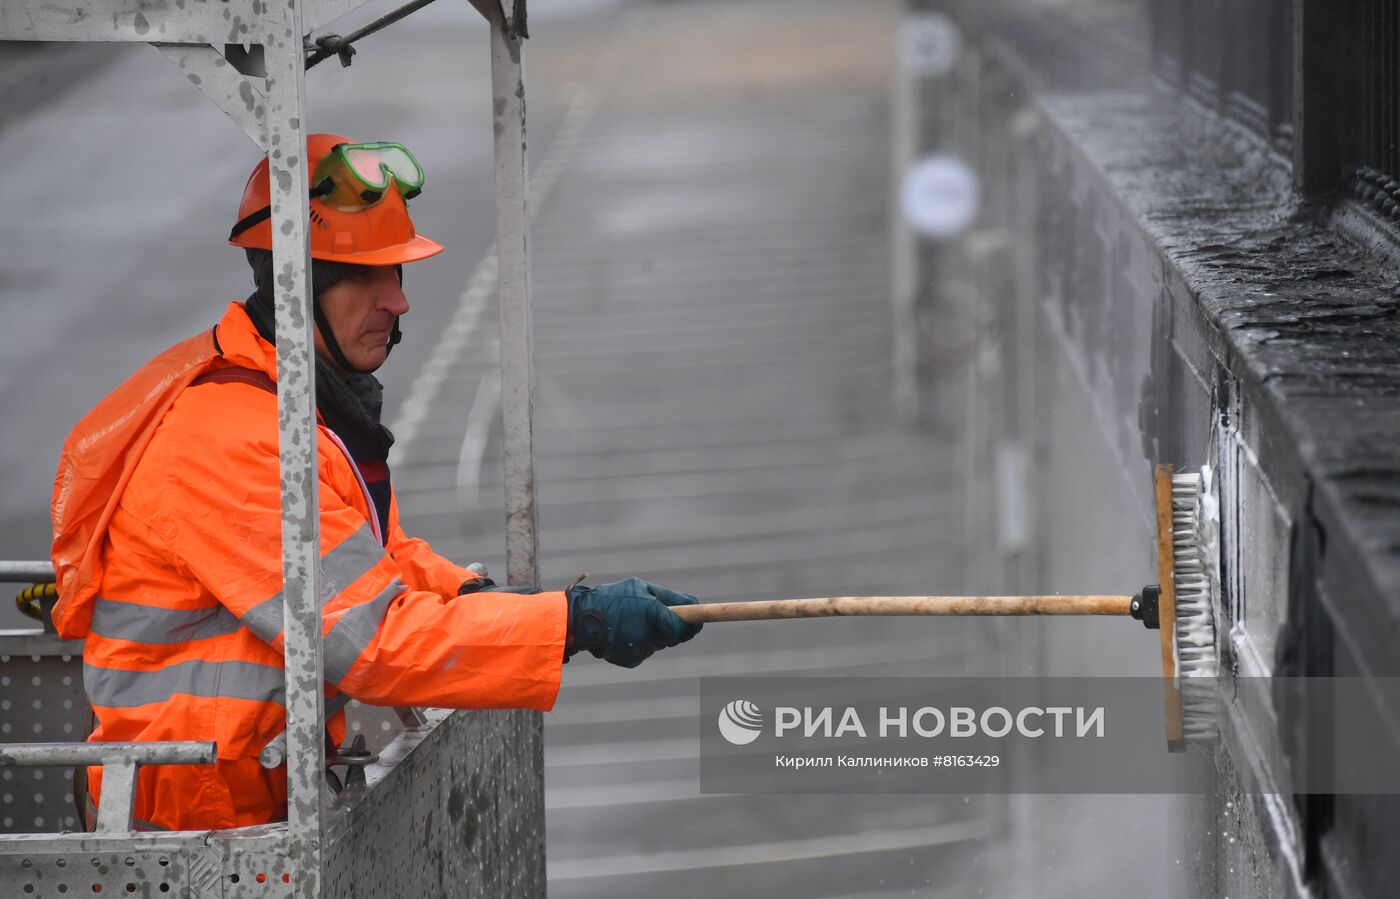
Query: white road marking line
386 84 600 464
387 14 639 467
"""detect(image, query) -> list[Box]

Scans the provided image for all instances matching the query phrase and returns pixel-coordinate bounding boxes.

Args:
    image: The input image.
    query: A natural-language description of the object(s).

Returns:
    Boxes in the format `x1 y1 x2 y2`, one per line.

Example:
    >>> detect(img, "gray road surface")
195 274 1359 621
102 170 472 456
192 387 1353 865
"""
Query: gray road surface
388 1 1003 895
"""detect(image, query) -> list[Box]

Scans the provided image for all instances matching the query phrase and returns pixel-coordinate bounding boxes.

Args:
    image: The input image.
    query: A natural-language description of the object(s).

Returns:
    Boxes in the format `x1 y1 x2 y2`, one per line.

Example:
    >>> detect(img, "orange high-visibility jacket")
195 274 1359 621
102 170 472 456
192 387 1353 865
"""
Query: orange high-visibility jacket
50 302 567 830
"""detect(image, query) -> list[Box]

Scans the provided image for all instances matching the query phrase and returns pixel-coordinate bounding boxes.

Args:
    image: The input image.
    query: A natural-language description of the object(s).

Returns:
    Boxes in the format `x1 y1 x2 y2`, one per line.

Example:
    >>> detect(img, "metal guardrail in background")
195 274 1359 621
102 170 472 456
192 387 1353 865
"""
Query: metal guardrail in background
1150 0 1294 152
0 561 55 582
1151 0 1400 202
3 562 58 631
0 741 216 834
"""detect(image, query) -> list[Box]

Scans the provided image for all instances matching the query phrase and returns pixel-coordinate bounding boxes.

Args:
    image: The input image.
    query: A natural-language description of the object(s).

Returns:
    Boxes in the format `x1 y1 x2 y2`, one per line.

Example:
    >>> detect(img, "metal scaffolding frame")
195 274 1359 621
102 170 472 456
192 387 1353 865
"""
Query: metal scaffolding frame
0 0 543 895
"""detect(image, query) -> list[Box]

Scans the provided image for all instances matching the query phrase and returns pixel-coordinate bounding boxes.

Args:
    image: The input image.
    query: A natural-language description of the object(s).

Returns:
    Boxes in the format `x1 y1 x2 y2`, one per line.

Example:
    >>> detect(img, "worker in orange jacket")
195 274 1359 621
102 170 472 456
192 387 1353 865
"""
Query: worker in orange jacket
49 134 702 831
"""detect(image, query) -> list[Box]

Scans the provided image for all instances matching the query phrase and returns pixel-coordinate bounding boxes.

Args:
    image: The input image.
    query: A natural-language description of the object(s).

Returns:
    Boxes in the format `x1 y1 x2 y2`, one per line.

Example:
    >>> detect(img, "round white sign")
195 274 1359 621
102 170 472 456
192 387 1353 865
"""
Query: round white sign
900 155 980 239
899 13 962 79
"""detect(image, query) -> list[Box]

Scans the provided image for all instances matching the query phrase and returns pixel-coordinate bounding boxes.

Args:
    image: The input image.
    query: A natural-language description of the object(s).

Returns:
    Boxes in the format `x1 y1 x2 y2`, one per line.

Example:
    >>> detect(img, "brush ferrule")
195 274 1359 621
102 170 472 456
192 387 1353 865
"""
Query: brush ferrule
1130 584 1161 630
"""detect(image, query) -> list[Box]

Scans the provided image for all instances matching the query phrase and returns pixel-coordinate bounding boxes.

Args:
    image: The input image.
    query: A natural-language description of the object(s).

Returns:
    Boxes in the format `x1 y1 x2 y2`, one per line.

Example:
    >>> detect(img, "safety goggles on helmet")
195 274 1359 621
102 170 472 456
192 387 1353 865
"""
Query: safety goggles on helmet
310 141 425 211
230 140 426 243
229 132 444 265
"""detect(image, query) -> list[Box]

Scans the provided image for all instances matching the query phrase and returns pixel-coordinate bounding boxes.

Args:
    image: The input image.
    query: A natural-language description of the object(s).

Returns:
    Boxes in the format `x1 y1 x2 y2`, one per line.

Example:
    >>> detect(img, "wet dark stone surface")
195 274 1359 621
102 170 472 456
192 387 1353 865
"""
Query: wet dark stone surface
1042 89 1400 625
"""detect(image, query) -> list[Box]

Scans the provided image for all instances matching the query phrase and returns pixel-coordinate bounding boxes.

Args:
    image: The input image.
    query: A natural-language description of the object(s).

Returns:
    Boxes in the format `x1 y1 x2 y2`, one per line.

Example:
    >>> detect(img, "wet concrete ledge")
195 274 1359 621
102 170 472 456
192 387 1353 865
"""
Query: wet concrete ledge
1029 87 1400 666
938 3 1400 665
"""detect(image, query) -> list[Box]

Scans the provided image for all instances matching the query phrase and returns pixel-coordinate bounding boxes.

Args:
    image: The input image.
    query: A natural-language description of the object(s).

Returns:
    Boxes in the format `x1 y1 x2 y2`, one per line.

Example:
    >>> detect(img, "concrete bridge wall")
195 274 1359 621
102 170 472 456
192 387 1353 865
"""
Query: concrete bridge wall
899 3 1400 897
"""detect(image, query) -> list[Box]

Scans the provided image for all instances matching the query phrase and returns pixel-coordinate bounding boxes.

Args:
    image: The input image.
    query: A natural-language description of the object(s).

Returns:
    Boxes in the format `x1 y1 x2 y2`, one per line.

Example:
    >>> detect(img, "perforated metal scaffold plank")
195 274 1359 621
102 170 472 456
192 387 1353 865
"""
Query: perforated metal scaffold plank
322 708 545 897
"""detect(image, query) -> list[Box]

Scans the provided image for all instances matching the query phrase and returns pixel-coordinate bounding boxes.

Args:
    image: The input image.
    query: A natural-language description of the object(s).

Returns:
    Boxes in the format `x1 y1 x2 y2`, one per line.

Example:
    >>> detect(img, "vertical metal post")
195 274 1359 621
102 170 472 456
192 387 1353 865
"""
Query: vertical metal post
891 19 920 421
93 762 138 834
264 5 325 896
489 6 540 589
487 8 548 896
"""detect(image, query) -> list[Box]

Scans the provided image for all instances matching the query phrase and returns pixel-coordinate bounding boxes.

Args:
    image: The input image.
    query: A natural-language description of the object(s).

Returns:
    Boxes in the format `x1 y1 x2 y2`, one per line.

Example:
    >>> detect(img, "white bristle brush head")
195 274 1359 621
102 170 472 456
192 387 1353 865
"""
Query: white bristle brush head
1172 467 1221 743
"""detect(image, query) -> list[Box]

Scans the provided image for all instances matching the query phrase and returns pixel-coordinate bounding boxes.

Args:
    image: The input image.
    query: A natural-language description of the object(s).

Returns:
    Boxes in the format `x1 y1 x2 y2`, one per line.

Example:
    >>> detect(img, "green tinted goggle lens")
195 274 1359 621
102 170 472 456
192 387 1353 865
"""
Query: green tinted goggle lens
312 141 425 210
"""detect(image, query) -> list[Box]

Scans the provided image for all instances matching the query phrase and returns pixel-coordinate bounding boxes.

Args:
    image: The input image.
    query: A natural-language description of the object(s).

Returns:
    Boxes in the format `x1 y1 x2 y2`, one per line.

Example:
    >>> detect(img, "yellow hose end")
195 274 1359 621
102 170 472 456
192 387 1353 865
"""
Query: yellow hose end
14 582 57 622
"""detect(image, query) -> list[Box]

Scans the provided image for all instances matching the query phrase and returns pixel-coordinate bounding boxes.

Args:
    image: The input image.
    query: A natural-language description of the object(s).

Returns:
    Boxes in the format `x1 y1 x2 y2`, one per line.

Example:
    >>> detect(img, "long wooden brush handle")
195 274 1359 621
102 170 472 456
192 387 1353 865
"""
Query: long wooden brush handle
671 595 1134 623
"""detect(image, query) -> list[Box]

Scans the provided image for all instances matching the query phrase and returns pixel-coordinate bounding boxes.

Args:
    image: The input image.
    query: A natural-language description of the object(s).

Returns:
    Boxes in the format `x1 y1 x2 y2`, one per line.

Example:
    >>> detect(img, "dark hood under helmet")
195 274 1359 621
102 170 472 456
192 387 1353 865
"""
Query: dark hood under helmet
243 247 402 373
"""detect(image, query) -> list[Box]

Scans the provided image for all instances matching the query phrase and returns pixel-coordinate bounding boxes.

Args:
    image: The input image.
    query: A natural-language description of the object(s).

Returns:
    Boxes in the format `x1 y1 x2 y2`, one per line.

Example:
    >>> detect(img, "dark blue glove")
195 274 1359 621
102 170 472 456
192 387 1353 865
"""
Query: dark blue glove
566 577 702 668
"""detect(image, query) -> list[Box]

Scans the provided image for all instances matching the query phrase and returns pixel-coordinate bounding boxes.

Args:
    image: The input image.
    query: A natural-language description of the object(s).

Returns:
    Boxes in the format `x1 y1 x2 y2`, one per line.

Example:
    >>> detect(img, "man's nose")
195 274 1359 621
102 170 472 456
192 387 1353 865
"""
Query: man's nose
381 282 410 316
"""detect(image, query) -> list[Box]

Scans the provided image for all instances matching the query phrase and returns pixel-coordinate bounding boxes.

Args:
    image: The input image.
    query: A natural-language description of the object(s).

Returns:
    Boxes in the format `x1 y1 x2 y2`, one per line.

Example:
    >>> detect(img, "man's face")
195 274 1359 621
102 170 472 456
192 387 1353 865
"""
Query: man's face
314 266 409 374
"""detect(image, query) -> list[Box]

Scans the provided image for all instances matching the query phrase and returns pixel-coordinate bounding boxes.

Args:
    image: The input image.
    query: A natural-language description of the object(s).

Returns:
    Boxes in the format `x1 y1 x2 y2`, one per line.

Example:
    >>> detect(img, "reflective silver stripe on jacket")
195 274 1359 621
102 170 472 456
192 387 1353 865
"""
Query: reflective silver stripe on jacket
84 659 285 708
240 523 387 642
90 599 241 645
323 579 405 684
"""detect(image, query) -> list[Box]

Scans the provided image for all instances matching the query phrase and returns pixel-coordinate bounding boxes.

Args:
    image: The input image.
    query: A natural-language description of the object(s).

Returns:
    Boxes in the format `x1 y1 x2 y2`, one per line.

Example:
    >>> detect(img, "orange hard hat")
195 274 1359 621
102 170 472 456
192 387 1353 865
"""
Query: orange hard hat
229 133 443 265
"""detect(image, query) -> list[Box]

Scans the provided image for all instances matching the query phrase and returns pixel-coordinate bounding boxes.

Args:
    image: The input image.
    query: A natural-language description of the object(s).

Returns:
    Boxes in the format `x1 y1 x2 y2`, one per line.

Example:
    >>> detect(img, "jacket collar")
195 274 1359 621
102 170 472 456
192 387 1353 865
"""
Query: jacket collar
214 301 279 381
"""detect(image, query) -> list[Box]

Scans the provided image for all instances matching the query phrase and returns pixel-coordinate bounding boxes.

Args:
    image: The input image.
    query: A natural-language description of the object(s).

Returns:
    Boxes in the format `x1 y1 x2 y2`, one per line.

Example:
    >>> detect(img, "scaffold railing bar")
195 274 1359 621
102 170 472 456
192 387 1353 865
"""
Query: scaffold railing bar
468 0 507 26
0 742 216 767
95 761 140 834
306 0 438 69
156 43 269 150
0 630 82 656
0 561 54 581
259 693 353 768
0 0 385 43
0 829 286 851
261 1 325 893
489 0 539 590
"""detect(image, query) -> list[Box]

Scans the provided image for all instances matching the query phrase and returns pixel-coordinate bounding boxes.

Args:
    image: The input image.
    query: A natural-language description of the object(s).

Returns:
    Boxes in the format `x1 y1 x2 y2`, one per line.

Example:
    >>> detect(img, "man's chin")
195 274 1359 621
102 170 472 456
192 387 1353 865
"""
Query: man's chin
350 347 390 374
